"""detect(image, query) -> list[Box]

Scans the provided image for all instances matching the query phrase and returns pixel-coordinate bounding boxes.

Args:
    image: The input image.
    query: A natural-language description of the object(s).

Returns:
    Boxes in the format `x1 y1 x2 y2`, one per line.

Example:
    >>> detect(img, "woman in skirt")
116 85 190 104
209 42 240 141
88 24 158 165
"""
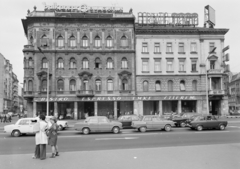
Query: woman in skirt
48 117 59 158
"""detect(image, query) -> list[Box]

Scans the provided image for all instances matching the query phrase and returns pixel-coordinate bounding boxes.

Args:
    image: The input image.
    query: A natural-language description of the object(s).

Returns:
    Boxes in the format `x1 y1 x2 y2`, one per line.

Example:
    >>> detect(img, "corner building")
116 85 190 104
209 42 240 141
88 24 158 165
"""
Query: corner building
22 5 135 119
135 12 229 116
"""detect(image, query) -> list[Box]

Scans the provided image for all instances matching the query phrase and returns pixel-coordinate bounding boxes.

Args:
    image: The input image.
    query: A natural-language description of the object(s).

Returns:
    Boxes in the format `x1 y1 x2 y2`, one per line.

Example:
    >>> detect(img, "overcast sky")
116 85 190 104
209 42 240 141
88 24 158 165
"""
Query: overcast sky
0 0 239 84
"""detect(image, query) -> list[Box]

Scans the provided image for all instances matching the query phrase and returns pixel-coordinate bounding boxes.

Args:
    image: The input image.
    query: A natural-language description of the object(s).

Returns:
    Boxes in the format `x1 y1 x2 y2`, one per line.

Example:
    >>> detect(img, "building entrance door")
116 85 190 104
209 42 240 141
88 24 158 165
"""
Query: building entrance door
209 100 220 115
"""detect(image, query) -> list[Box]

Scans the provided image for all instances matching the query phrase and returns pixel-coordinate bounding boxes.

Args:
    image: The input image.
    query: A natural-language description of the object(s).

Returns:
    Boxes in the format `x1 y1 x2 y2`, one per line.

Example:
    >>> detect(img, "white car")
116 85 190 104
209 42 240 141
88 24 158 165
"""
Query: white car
45 116 68 131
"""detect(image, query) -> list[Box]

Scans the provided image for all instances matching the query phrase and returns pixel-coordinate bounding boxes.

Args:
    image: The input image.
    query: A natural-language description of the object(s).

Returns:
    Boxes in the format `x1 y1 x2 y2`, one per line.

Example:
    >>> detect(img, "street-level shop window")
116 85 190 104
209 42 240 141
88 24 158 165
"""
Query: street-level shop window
168 80 173 91
155 81 161 91
106 36 113 47
182 101 196 113
180 80 186 91
121 57 128 69
142 59 149 72
83 58 89 69
41 79 47 91
122 79 128 90
210 60 215 69
178 43 184 53
154 43 160 53
191 60 197 71
120 35 128 47
167 60 173 71
143 81 149 92
142 42 148 53
57 79 64 91
107 79 113 91
69 35 76 47
42 58 48 68
28 57 33 67
154 59 161 72
95 58 101 69
70 58 76 69
179 60 185 71
94 36 101 47
192 80 197 91
191 42 197 52
57 58 64 68
57 35 64 47
209 42 215 53
107 58 113 69
162 101 178 114
70 79 76 91
82 36 88 47
95 80 101 91
28 80 33 91
166 42 172 53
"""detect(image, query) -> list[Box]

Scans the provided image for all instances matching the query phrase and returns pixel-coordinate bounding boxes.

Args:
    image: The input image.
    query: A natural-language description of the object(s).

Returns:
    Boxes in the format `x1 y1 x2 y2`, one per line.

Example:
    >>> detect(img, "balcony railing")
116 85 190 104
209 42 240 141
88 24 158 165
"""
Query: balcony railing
76 90 94 97
23 45 34 50
209 90 225 95
208 69 224 74
23 91 34 98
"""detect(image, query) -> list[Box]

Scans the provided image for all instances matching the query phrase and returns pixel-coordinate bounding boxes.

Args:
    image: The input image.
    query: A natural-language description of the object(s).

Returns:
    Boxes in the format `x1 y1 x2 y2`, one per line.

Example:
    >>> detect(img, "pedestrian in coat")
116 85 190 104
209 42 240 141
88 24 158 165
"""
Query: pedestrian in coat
48 116 59 158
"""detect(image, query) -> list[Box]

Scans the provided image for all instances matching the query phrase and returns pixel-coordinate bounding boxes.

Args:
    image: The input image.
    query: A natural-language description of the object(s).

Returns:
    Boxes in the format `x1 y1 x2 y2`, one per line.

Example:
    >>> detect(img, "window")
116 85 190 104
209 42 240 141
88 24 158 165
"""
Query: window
154 43 160 53
94 36 101 47
30 36 33 45
107 79 113 91
166 43 172 53
95 58 101 69
83 80 89 90
179 60 185 71
168 80 173 91
70 79 76 91
120 35 128 47
211 77 221 90
82 36 88 47
57 36 64 47
106 36 113 47
23 81 27 91
191 60 197 71
70 58 76 69
142 59 149 72
83 58 89 69
19 120 30 125
57 58 64 68
180 80 186 91
122 79 128 90
42 58 48 68
142 42 148 53
121 58 128 69
209 42 215 52
88 118 98 123
41 34 48 47
28 80 33 91
28 58 33 67
210 61 215 69
178 43 184 53
143 81 149 92
42 79 47 91
69 35 76 47
107 58 113 69
191 42 197 52
57 79 64 91
167 60 173 71
98 118 109 123
192 80 197 91
155 81 161 91
154 59 161 72
95 80 101 91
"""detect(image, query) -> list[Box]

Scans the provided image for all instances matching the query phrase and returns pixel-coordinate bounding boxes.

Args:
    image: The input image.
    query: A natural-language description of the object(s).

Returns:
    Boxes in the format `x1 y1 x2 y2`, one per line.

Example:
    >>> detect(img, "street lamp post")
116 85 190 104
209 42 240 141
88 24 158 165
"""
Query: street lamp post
205 47 217 115
38 47 49 116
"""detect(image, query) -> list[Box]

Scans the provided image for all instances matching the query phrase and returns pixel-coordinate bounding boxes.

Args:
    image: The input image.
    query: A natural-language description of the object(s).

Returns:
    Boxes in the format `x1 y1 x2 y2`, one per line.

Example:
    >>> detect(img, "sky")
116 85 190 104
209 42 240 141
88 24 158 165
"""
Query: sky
0 0 239 84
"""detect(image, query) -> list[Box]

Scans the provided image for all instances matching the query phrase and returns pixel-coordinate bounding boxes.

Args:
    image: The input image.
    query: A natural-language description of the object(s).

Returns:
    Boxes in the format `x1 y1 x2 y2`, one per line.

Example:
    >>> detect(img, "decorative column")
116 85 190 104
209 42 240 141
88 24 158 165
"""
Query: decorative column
33 101 37 117
94 101 98 116
178 100 182 114
158 100 162 115
114 101 117 119
74 102 78 120
54 102 58 118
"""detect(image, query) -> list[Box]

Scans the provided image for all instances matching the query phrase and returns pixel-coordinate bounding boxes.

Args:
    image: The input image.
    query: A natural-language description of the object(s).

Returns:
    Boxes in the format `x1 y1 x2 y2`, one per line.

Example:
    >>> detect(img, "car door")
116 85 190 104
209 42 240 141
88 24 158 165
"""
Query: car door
205 116 218 128
18 119 31 133
151 117 161 129
144 117 153 129
29 119 38 133
122 116 132 128
88 118 99 132
98 117 110 132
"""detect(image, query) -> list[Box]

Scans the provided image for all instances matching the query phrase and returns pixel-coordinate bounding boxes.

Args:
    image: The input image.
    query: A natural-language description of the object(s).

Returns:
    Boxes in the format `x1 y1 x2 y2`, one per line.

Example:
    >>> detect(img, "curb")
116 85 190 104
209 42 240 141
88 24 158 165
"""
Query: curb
226 116 240 118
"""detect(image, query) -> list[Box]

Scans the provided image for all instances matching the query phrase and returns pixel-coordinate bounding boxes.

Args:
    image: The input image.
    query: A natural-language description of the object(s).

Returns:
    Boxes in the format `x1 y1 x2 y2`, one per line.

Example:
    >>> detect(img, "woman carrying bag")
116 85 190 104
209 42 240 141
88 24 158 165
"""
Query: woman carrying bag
48 116 59 158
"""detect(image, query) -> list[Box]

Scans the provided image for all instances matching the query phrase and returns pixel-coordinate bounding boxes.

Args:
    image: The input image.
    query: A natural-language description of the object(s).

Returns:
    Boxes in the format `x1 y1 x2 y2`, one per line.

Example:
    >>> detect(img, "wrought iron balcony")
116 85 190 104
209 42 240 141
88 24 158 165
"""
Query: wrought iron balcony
23 45 34 50
207 69 224 74
23 91 34 98
76 90 94 97
208 90 225 95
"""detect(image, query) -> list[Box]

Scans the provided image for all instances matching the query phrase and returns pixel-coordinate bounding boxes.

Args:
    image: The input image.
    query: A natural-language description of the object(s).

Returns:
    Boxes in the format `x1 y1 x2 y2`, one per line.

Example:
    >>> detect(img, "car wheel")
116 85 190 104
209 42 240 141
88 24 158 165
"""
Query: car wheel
164 125 171 132
11 130 21 137
112 127 120 134
139 126 147 132
180 122 186 128
197 125 203 131
82 128 90 135
58 125 63 131
219 124 225 130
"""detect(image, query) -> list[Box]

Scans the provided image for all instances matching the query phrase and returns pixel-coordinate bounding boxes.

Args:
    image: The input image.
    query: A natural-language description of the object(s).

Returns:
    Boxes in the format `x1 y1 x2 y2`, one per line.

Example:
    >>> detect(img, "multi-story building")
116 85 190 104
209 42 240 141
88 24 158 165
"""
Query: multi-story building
12 73 19 112
134 12 229 116
22 5 135 119
228 72 240 112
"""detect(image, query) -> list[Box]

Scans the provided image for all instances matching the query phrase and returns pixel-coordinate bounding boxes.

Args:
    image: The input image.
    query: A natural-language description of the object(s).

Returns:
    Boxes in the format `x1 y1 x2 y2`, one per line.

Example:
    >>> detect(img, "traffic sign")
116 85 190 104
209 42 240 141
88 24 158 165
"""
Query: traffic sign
222 46 229 52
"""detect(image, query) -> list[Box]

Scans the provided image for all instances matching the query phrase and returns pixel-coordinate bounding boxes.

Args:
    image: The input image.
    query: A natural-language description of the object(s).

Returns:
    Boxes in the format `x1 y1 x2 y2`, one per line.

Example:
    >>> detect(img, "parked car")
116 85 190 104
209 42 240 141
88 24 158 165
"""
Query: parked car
4 118 38 137
188 115 228 131
117 115 141 128
46 116 68 131
131 115 175 132
74 116 122 134
185 114 203 126
171 113 201 127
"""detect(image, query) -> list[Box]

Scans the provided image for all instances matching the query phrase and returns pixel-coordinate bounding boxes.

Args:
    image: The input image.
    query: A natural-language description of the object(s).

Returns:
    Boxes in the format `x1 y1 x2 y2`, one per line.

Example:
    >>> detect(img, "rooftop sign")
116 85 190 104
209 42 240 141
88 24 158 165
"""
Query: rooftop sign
44 3 123 13
138 12 198 26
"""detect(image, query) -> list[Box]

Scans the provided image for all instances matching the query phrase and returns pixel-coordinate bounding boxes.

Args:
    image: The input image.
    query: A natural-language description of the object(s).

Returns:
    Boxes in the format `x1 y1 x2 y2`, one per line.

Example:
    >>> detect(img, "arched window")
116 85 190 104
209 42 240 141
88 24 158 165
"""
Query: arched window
106 36 113 47
120 35 128 47
42 58 48 68
42 79 47 91
57 79 64 91
28 57 33 67
70 79 76 91
155 81 161 91
82 36 88 47
83 79 89 90
95 79 101 91
168 80 173 92
57 58 64 68
107 58 113 69
143 81 149 92
107 79 113 91
28 80 33 91
180 80 186 91
69 58 76 69
41 34 48 47
57 35 64 47
121 58 128 69
192 80 197 91
23 80 27 91
29 36 33 45
69 35 76 47
83 58 89 69
94 36 101 47
95 58 101 69
122 79 128 90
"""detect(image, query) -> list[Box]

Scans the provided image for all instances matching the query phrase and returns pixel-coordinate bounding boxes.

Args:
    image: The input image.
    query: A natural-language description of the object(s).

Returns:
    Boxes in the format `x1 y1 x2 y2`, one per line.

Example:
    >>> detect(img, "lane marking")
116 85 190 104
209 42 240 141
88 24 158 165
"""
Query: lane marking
96 137 138 140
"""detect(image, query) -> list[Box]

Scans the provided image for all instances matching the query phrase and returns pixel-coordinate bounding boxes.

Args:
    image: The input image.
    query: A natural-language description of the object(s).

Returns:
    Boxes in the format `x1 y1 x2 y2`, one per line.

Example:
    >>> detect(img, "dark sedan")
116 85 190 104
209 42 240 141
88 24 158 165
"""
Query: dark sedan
189 115 228 131
117 115 141 128
170 113 201 127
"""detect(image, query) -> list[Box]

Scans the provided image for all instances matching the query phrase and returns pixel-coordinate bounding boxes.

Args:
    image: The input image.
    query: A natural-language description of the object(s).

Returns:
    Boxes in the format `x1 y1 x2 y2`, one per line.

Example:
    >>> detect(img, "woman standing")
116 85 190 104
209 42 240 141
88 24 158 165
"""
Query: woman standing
48 117 59 158
38 114 48 160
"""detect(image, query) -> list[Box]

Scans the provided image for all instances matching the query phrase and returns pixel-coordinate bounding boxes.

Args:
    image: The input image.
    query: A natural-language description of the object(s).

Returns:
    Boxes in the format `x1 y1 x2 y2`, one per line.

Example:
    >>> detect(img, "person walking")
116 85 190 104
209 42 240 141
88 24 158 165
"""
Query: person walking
48 116 59 158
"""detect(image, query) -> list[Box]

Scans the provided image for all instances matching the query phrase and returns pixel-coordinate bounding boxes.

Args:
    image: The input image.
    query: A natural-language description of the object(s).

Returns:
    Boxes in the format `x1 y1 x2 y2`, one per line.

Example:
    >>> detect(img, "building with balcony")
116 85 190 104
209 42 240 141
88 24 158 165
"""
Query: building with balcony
228 72 240 112
22 5 135 119
134 12 229 116
12 73 19 112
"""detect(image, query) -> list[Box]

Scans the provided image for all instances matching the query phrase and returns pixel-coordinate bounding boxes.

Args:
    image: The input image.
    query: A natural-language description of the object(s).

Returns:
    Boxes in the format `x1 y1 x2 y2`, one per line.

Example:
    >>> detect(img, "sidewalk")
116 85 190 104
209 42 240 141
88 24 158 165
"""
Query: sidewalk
1 143 240 169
